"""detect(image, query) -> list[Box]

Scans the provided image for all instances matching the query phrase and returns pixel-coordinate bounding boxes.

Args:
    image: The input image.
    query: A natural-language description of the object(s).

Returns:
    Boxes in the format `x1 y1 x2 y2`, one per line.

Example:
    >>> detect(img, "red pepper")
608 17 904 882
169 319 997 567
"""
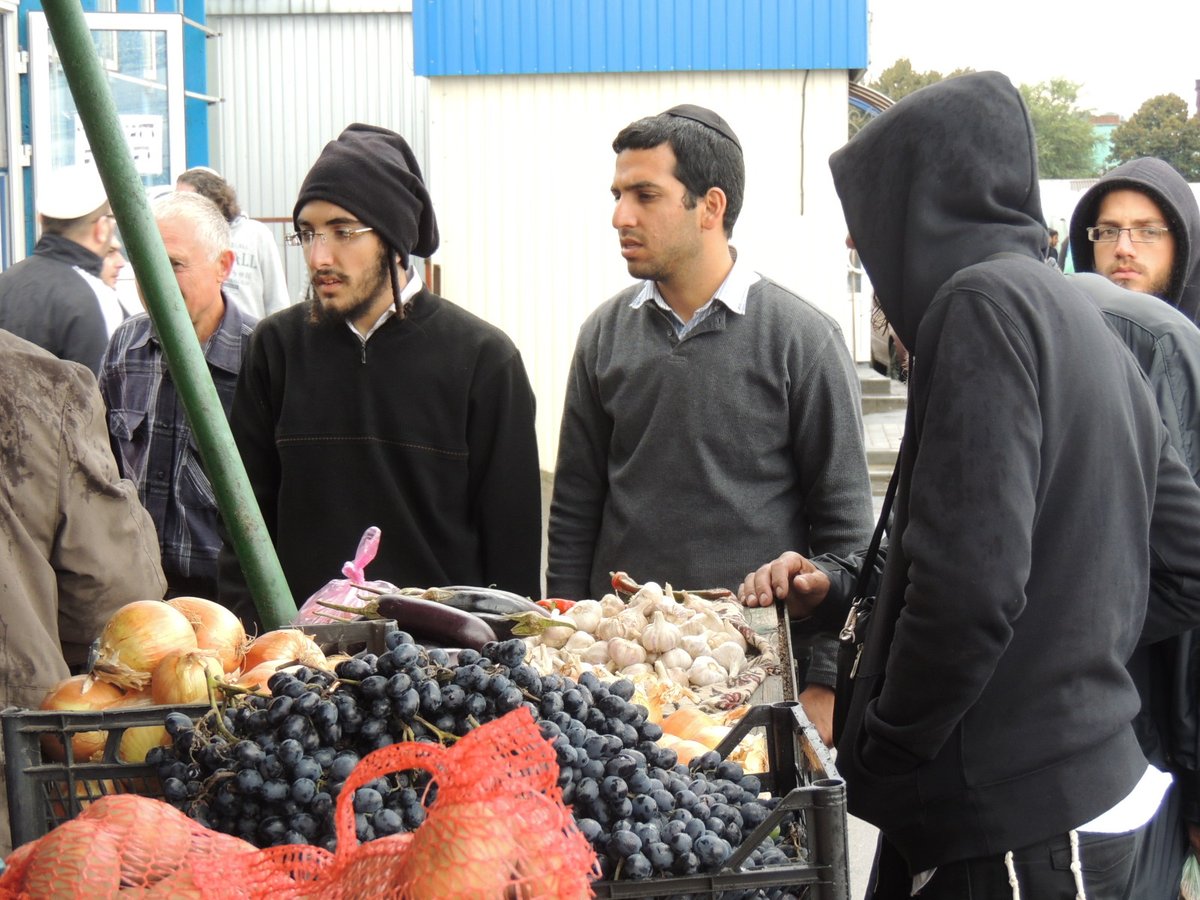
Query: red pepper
536 598 576 613
610 571 641 595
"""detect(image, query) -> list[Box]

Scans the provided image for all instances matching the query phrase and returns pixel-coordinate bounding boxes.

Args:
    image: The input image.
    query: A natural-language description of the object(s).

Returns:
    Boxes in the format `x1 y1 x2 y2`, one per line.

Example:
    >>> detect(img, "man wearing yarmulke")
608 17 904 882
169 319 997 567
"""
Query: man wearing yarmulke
0 164 116 373
547 105 873 741
217 124 542 625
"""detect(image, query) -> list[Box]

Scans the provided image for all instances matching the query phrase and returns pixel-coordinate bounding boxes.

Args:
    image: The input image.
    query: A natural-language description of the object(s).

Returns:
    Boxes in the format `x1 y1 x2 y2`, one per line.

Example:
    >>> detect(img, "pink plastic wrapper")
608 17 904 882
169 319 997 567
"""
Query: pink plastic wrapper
292 526 399 625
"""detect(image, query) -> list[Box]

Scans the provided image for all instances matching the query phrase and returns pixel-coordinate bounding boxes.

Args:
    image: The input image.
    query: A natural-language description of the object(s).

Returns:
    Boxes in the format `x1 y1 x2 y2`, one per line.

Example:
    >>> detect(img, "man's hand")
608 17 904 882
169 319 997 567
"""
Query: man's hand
737 551 831 619
798 684 835 748
1188 822 1200 860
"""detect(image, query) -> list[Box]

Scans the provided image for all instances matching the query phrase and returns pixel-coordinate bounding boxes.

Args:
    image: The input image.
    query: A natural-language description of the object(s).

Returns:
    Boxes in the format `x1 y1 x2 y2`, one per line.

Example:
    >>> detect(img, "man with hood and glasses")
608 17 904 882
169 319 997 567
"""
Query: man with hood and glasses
748 72 1200 898
1068 157 1200 319
217 124 542 626
1065 157 1200 895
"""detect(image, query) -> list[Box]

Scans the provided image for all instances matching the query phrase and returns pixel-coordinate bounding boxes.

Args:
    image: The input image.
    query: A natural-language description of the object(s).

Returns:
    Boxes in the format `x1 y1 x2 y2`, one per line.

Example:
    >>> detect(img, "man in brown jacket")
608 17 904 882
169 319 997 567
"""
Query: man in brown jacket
0 329 166 853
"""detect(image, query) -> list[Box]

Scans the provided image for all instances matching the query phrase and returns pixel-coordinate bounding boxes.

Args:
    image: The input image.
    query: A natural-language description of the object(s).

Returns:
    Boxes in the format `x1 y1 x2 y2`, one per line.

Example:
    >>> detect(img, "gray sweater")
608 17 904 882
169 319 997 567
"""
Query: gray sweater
548 274 873 600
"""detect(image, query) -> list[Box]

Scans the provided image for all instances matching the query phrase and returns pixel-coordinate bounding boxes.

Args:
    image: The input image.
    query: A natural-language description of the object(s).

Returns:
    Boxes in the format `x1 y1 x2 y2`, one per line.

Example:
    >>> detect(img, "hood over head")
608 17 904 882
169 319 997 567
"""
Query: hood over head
1067 157 1200 322
829 72 1046 349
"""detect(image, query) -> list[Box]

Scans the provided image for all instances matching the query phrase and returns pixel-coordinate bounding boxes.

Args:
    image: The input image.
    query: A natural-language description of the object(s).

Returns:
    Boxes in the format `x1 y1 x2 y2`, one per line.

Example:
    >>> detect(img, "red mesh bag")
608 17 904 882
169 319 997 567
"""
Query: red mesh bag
293 705 598 899
0 793 328 898
1 708 595 899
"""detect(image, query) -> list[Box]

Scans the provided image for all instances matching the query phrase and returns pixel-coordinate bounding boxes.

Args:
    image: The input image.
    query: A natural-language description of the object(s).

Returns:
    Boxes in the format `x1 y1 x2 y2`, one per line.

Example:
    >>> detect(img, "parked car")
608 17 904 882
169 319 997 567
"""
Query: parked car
869 295 908 381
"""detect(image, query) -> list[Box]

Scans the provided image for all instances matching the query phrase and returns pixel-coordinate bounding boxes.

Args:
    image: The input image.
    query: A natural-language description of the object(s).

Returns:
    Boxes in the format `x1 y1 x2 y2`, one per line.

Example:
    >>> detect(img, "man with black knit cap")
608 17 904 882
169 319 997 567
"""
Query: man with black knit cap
217 124 542 623
547 104 872 744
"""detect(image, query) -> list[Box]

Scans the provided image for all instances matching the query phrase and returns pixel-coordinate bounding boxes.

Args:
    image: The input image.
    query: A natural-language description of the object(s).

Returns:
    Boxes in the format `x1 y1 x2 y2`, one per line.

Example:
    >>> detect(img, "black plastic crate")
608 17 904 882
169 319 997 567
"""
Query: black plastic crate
298 618 398 656
2 620 397 847
1 702 209 847
592 702 849 900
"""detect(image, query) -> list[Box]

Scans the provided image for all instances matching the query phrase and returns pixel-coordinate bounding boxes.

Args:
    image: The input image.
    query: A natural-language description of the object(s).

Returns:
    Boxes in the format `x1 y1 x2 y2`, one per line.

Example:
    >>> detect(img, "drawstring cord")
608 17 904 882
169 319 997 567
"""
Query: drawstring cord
1001 831 1086 900
1003 850 1021 900
1069 830 1087 900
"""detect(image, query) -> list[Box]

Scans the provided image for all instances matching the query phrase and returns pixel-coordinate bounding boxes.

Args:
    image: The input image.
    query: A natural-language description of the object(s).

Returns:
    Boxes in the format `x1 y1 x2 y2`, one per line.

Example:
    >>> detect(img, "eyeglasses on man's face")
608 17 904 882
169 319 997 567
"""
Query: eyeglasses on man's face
1086 225 1170 244
284 226 374 249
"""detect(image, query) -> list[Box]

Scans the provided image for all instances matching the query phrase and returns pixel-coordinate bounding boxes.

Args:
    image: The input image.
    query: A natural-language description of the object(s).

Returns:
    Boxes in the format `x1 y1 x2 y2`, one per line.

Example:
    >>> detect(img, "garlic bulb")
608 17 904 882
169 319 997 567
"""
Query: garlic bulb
599 594 625 617
641 612 681 654
710 640 745 677
540 617 577 650
564 630 596 652
565 599 603 634
631 581 665 609
657 647 693 670
666 667 691 688
687 655 727 687
607 637 647 669
596 614 633 642
722 621 748 651
680 633 710 659
620 662 654 677
582 640 611 665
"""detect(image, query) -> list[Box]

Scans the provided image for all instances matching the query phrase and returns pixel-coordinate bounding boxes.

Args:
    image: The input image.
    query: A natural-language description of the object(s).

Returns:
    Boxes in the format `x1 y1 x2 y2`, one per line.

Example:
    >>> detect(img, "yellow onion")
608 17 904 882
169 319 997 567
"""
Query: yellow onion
117 724 170 763
241 630 327 672
92 601 198 691
39 675 128 762
233 662 282 694
151 649 224 706
167 596 248 673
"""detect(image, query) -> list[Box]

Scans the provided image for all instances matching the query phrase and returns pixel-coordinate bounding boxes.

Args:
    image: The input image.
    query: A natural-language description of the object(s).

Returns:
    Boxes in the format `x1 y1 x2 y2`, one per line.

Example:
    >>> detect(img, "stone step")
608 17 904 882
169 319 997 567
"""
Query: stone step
862 393 908 415
858 366 894 397
870 463 896 495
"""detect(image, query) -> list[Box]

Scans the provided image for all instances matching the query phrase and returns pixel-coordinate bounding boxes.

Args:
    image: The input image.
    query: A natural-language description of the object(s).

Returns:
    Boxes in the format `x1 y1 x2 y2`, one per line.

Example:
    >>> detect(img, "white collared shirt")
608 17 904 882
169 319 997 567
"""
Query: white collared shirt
628 248 756 337
349 264 424 342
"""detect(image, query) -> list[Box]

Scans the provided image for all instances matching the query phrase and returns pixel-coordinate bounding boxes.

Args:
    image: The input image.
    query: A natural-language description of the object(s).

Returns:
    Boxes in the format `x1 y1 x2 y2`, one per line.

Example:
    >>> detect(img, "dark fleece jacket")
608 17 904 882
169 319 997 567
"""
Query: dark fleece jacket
828 71 1200 872
1068 157 1200 322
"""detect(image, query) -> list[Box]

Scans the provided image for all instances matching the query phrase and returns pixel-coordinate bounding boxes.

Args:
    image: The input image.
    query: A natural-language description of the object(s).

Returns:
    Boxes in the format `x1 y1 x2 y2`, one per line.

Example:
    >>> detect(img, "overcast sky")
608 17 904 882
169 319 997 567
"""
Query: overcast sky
864 1 1200 119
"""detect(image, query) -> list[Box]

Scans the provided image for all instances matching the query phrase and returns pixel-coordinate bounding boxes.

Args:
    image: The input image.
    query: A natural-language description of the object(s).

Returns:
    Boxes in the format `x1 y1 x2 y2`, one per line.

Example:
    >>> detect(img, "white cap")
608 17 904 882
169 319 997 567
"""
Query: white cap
37 165 109 220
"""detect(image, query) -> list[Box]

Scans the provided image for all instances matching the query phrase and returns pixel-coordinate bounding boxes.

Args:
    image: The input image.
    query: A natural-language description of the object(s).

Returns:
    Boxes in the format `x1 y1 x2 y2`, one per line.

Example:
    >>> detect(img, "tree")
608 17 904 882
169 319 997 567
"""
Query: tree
1108 94 1200 181
1019 80 1098 179
849 59 975 137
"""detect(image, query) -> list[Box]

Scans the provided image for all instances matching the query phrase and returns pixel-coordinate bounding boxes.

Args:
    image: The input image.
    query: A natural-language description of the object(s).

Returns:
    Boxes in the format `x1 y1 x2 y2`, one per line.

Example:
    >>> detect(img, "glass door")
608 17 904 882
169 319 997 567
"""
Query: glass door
27 11 185 219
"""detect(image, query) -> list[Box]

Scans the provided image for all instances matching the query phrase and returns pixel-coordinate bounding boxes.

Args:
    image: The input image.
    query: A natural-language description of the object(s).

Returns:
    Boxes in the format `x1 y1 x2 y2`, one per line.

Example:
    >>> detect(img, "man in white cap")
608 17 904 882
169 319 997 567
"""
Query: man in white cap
0 164 116 373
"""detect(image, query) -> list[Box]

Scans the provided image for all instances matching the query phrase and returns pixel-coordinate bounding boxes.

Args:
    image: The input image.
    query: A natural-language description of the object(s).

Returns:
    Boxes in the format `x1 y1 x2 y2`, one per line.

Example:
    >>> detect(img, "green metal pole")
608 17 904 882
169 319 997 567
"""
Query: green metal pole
42 1 297 629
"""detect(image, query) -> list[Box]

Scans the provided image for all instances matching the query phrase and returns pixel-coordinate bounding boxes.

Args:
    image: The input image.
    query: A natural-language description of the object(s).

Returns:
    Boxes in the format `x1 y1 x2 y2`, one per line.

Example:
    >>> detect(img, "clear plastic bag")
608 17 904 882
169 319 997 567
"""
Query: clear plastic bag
292 527 398 625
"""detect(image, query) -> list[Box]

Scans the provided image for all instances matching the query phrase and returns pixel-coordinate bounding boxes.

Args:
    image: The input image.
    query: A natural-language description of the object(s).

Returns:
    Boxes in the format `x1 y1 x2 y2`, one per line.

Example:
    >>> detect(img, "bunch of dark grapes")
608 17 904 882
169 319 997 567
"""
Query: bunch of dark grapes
147 632 808 891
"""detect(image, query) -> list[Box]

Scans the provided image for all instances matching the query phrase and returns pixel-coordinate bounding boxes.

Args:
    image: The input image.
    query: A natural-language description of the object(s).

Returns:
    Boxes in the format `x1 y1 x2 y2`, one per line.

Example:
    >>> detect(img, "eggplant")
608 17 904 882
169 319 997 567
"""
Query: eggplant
471 611 523 641
375 594 498 652
435 586 549 617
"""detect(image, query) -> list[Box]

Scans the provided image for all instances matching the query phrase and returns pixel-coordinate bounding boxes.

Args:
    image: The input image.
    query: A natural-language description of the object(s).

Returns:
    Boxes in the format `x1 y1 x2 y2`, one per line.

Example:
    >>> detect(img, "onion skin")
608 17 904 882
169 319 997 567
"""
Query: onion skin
39 675 129 762
167 596 248 673
241 630 327 672
151 649 224 705
92 601 199 690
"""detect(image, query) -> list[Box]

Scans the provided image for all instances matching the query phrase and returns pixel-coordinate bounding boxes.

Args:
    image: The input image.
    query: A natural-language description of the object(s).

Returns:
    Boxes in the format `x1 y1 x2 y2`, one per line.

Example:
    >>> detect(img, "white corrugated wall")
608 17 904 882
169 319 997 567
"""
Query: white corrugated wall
424 70 854 468
206 7 425 305
203 11 853 469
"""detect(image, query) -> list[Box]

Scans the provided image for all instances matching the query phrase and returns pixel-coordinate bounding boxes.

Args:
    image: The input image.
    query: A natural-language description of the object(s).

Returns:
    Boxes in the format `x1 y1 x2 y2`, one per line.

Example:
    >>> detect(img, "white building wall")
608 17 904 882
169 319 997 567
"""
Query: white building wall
207 7 425 304
425 69 854 467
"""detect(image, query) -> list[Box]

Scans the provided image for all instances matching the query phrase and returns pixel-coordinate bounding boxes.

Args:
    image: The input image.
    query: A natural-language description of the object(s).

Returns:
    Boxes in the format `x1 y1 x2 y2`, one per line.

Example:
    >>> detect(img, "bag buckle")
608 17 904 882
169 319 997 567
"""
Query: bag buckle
839 604 860 643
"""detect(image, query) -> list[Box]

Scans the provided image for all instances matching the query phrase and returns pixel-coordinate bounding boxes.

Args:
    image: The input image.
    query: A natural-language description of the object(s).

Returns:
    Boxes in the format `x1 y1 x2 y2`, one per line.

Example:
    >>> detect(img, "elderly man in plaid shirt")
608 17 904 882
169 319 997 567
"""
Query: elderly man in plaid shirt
98 191 259 602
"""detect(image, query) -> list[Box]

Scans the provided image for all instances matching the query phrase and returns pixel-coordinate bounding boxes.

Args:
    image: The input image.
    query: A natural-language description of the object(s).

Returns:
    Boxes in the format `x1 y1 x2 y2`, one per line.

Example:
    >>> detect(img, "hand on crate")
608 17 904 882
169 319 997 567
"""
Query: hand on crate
798 684 835 748
737 551 831 619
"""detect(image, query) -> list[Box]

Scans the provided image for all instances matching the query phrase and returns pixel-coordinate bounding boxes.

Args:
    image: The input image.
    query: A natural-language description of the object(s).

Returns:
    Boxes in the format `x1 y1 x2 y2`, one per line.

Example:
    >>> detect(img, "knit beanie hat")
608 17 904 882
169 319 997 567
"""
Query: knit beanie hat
293 123 439 269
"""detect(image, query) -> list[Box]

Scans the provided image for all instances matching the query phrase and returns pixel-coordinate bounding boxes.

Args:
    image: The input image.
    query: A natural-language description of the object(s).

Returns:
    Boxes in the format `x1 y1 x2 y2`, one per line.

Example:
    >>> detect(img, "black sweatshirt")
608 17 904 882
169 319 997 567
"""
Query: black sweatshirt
828 71 1200 872
217 289 543 623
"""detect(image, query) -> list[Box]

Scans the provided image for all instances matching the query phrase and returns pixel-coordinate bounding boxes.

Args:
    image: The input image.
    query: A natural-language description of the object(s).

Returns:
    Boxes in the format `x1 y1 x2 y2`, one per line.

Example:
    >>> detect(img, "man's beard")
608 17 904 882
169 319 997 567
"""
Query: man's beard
306 248 392 327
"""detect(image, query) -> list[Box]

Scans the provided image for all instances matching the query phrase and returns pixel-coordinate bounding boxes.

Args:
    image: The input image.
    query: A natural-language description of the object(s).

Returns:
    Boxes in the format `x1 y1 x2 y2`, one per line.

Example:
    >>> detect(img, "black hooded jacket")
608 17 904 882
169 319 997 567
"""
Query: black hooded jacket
828 71 1200 872
1068 157 1200 322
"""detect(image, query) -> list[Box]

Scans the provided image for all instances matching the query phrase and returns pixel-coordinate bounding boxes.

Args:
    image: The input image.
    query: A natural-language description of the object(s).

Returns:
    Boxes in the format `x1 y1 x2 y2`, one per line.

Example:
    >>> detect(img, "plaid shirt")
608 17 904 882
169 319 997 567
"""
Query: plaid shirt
98 297 256 596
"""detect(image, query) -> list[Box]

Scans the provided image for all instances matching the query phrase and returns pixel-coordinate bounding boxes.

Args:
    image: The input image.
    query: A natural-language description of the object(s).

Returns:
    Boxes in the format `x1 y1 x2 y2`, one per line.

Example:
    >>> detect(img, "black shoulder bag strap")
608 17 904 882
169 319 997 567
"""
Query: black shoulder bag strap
832 455 900 744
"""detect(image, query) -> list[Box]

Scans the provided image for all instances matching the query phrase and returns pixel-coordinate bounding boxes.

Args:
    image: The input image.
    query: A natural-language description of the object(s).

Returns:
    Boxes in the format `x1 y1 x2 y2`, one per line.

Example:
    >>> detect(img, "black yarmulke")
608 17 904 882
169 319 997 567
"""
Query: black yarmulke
663 104 742 151
293 123 439 268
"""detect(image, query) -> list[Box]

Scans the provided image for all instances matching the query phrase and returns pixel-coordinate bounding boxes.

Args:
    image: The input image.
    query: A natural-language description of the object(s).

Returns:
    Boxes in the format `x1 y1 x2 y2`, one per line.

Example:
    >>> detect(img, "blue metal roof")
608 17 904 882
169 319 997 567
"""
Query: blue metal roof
414 0 868 77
